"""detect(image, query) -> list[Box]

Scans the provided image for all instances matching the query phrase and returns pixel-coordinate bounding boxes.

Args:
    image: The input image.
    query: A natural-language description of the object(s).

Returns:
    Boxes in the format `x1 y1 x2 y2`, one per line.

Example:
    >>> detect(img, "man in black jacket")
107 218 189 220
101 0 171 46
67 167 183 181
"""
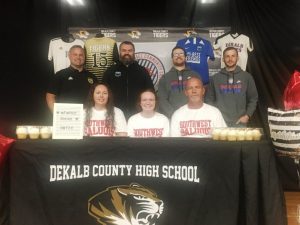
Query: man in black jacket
103 41 154 119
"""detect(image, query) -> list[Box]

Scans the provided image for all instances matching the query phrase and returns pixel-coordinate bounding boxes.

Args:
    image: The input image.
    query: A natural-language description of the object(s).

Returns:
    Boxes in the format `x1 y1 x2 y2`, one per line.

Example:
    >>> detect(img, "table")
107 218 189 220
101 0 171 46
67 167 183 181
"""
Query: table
4 138 287 225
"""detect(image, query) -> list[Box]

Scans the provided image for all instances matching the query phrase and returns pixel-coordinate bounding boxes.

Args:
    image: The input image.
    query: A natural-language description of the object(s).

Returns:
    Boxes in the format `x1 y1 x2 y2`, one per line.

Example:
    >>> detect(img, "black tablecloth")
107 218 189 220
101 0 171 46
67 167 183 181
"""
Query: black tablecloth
2 138 287 225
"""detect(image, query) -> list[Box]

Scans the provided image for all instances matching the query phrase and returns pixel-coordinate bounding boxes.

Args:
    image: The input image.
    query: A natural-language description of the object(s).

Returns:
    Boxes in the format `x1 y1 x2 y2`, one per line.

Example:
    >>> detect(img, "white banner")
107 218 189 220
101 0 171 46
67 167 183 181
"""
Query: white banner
69 27 230 88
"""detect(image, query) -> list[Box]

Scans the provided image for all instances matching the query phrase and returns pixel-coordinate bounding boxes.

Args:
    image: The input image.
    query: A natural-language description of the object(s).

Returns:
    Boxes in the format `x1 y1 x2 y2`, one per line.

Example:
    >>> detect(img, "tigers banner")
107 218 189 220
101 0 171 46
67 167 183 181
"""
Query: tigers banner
68 27 230 88
7 138 286 225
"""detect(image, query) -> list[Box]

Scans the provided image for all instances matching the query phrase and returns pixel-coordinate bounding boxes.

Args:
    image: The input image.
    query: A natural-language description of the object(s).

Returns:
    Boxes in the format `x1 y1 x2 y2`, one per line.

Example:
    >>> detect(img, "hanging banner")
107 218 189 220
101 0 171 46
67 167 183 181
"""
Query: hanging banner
69 27 230 89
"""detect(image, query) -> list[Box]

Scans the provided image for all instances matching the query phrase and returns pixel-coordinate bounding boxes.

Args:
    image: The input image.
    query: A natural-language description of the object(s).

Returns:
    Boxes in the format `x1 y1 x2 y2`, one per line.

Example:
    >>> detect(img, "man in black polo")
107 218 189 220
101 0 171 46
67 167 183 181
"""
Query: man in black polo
46 45 97 112
103 41 154 119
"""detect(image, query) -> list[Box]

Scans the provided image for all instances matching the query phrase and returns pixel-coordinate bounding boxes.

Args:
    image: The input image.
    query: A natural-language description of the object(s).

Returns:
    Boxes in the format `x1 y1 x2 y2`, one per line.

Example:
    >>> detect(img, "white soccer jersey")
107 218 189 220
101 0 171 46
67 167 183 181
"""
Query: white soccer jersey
213 33 254 71
127 112 170 137
48 38 84 73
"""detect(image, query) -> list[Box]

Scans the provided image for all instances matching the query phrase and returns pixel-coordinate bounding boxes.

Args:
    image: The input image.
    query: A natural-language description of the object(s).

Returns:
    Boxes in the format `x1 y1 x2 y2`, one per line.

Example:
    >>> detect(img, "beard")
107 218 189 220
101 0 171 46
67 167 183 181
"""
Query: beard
224 61 237 70
120 54 134 66
173 60 185 67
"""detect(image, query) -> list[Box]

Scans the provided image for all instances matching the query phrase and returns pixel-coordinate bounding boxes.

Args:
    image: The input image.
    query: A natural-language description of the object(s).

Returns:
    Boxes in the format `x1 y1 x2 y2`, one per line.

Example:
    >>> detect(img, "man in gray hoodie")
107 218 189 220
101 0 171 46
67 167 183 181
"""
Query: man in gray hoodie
205 47 258 127
158 46 199 118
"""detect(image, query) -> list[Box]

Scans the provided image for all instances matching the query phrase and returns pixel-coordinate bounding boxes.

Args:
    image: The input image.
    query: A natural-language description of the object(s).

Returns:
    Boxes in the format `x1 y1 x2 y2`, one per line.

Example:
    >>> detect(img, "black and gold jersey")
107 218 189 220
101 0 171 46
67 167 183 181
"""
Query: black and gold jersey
84 37 118 82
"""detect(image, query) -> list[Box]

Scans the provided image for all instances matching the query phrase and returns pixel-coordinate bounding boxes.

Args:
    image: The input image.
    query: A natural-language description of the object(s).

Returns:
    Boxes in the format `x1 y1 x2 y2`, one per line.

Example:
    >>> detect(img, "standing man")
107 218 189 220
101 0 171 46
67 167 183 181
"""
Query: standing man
171 77 226 137
103 41 154 119
46 45 97 112
157 46 199 118
205 47 258 127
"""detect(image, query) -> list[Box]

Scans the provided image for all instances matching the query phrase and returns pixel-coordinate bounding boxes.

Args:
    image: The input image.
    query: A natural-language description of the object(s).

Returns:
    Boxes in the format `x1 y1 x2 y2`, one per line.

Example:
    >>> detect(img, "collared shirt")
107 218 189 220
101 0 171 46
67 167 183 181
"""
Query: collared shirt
47 66 97 104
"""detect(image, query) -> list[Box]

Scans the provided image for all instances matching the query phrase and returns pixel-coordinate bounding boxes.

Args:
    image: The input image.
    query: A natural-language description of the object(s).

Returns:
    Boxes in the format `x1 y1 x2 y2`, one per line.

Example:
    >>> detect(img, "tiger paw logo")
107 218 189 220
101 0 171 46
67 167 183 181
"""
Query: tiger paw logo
75 30 90 39
128 30 141 39
184 30 198 38
88 183 164 225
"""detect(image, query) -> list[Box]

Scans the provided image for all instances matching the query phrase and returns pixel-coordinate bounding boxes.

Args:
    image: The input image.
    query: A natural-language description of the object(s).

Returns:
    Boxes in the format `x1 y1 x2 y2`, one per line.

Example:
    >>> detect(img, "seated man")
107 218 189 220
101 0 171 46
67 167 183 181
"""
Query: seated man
171 77 226 137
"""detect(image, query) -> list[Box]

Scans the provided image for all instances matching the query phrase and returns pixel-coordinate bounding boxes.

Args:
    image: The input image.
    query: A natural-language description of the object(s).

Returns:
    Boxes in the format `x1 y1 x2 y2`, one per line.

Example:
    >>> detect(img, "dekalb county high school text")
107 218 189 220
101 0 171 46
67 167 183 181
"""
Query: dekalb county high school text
49 164 200 183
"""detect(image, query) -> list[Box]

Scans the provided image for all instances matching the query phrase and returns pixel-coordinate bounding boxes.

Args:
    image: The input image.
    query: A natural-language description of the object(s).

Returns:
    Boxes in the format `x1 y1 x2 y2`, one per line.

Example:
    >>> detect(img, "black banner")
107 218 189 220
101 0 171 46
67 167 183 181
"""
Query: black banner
8 138 286 225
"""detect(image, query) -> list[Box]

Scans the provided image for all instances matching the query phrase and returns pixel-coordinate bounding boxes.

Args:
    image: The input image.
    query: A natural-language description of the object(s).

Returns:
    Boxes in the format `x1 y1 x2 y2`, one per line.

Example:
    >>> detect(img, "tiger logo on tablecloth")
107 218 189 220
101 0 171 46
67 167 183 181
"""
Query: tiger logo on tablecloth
88 183 164 225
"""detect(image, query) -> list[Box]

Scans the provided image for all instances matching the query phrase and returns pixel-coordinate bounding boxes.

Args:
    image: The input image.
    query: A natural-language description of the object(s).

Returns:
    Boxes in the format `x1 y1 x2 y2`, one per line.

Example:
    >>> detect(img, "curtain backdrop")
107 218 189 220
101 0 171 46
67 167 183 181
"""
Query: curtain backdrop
0 0 300 136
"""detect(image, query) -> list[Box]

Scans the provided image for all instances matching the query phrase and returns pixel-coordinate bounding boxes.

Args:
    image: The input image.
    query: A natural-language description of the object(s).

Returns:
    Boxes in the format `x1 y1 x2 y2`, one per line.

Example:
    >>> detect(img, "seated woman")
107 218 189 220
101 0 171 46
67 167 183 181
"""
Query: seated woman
84 83 127 137
127 89 170 137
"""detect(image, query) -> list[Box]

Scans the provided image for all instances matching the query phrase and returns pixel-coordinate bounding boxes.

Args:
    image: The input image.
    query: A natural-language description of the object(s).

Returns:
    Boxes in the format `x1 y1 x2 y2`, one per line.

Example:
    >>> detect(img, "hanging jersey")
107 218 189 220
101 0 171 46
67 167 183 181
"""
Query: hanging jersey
213 33 254 71
176 37 214 85
48 38 84 73
84 37 118 82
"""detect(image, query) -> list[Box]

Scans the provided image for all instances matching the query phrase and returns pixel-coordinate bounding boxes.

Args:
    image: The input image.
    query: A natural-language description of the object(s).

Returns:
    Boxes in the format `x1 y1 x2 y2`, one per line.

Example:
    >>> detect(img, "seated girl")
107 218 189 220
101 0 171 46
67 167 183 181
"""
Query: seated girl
127 89 169 137
84 83 127 137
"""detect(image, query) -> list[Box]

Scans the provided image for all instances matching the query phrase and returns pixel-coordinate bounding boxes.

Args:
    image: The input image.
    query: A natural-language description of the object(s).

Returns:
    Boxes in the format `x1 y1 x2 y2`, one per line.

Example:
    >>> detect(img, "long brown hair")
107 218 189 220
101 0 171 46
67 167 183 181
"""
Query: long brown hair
85 83 115 130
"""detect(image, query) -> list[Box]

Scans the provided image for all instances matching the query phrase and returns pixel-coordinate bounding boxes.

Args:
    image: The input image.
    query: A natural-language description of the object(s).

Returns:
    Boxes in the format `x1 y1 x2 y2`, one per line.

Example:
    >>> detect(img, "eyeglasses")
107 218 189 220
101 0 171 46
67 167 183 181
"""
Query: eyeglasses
173 52 185 56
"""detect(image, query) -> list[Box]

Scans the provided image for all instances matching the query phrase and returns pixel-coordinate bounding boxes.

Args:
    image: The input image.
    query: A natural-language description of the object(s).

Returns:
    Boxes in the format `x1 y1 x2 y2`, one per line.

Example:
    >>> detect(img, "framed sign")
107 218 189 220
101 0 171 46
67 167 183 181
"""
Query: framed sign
52 103 84 139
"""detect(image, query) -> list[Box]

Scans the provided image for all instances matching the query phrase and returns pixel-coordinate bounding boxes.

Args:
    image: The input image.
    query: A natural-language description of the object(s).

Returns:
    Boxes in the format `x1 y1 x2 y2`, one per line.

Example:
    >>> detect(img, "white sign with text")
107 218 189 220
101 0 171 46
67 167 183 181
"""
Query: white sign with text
52 103 84 139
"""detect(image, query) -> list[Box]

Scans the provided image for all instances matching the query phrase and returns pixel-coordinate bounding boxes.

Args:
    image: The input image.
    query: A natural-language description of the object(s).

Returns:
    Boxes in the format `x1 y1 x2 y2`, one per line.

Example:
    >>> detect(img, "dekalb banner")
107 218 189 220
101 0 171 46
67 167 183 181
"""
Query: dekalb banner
68 27 230 88
8 138 285 225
